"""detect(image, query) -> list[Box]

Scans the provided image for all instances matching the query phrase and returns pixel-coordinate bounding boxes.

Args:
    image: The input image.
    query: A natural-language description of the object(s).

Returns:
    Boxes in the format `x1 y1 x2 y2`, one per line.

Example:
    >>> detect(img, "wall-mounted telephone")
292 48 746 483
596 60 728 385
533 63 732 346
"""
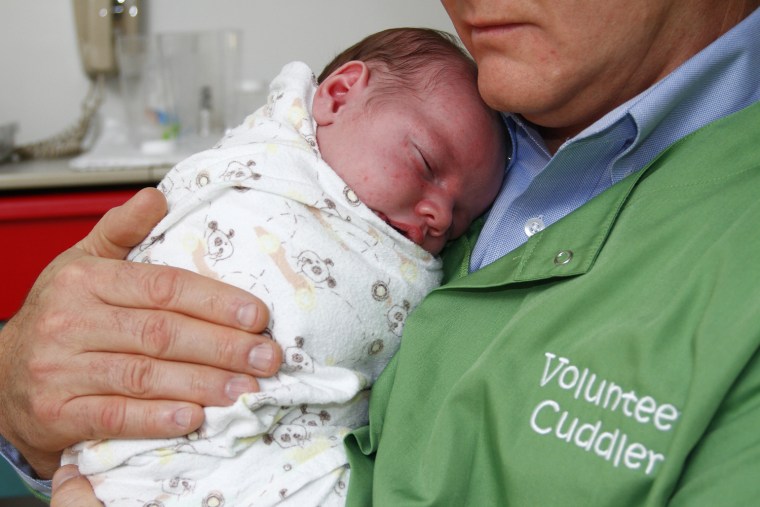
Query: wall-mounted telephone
13 1 142 159
72 0 142 78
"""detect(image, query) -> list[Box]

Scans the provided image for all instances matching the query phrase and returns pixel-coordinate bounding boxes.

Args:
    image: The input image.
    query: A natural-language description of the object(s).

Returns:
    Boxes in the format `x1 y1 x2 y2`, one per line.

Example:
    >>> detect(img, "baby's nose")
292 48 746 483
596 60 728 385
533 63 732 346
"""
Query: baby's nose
415 198 453 237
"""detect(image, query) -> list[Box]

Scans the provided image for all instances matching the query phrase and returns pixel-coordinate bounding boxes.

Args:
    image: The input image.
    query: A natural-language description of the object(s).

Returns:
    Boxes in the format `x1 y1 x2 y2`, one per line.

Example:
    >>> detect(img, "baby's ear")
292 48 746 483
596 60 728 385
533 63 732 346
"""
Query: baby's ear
313 61 370 126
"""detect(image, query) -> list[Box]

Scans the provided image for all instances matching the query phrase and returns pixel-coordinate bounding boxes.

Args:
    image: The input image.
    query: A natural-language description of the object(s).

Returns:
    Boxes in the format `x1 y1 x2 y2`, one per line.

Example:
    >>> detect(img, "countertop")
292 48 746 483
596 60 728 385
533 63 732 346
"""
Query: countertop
0 157 170 191
0 129 220 191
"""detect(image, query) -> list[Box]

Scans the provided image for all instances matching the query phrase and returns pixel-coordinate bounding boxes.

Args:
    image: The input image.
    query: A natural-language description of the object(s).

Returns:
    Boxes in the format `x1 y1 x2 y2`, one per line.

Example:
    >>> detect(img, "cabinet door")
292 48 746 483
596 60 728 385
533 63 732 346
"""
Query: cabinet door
0 189 139 320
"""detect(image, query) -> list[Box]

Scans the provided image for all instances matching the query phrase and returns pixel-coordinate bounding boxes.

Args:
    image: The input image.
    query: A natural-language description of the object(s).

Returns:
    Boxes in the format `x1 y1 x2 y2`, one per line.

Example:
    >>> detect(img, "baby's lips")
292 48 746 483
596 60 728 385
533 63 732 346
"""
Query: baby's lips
389 219 425 246
372 210 424 246
373 210 389 223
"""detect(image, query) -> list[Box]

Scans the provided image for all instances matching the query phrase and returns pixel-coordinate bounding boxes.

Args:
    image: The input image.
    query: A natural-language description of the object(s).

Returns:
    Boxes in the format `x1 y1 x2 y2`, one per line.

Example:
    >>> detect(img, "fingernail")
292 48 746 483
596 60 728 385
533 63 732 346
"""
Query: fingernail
225 376 255 401
248 343 274 371
52 465 81 490
174 407 193 428
237 303 258 328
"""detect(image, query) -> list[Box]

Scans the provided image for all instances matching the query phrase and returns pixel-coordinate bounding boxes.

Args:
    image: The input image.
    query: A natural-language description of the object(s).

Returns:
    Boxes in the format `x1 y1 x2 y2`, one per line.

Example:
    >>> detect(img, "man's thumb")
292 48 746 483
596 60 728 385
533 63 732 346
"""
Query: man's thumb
76 187 167 259
50 464 103 507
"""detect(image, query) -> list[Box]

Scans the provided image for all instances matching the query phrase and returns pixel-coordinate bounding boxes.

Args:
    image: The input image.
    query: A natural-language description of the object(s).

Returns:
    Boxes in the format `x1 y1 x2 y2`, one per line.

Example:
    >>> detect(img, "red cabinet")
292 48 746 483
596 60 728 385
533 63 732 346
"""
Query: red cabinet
0 188 139 320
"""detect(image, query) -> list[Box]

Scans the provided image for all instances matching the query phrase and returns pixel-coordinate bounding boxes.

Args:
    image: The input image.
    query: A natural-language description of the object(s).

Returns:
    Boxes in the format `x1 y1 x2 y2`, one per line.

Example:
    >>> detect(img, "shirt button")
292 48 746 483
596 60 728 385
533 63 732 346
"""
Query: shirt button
524 216 545 237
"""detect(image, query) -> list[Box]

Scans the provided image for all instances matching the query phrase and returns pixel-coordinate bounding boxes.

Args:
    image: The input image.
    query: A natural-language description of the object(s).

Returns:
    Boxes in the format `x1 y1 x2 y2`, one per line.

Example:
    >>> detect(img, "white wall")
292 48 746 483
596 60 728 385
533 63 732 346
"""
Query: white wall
0 1 454 144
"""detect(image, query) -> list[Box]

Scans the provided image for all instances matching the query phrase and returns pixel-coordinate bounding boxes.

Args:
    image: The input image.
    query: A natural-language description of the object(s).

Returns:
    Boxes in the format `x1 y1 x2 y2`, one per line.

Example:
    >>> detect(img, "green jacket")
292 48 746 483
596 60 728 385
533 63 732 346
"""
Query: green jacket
346 100 760 506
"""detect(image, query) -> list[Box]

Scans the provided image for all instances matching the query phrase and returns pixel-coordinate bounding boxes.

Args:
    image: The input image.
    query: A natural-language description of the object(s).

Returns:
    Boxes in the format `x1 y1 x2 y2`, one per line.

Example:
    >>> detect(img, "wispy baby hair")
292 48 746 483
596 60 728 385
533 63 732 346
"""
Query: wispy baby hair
318 27 477 99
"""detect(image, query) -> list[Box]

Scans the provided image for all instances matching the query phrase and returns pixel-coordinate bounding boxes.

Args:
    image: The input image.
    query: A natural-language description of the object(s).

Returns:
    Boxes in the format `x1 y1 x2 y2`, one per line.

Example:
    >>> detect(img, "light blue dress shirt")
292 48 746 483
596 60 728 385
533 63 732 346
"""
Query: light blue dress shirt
2 6 760 499
471 7 760 271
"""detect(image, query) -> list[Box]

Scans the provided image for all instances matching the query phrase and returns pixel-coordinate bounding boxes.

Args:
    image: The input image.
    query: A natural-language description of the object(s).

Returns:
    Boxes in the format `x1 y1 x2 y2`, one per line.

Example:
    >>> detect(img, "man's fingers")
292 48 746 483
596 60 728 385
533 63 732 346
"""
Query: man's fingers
65 352 262 407
72 187 272 334
77 187 167 259
88 258 271 333
57 396 204 442
51 465 104 507
90 306 279 376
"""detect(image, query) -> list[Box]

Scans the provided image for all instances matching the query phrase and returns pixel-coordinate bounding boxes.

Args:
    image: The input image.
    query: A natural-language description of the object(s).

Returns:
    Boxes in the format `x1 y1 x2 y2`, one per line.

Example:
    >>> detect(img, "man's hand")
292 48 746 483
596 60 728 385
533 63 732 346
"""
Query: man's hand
51 465 102 507
0 188 281 478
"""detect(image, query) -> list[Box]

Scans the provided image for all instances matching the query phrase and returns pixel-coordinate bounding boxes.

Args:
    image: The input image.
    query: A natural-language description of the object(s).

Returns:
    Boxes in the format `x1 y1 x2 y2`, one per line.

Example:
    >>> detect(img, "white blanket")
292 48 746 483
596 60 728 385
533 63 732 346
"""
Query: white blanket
63 62 442 506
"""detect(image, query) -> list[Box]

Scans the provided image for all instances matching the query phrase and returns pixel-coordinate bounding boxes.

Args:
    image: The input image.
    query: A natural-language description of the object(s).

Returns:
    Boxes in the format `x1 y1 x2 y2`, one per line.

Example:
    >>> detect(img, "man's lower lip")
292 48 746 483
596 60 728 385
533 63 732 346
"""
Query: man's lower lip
472 23 524 38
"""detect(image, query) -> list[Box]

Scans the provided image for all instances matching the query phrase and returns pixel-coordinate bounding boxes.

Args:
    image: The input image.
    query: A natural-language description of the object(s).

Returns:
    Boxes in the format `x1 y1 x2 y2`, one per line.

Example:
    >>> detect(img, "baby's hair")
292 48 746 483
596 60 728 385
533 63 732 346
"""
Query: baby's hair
318 27 477 103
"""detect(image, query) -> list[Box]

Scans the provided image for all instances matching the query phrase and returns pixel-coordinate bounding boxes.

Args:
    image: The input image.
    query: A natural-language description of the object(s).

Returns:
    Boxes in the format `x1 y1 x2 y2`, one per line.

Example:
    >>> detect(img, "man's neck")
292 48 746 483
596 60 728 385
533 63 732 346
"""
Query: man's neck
534 2 759 156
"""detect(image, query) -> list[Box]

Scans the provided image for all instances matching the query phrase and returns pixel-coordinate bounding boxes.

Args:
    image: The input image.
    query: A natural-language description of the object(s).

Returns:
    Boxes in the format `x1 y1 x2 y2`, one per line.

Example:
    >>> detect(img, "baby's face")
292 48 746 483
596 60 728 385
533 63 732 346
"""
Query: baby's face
317 71 506 255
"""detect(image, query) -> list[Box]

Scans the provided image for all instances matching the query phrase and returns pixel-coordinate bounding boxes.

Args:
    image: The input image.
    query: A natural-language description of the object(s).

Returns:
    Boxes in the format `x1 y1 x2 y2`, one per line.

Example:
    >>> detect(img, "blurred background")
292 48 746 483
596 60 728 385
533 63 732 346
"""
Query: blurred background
1 0 454 146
